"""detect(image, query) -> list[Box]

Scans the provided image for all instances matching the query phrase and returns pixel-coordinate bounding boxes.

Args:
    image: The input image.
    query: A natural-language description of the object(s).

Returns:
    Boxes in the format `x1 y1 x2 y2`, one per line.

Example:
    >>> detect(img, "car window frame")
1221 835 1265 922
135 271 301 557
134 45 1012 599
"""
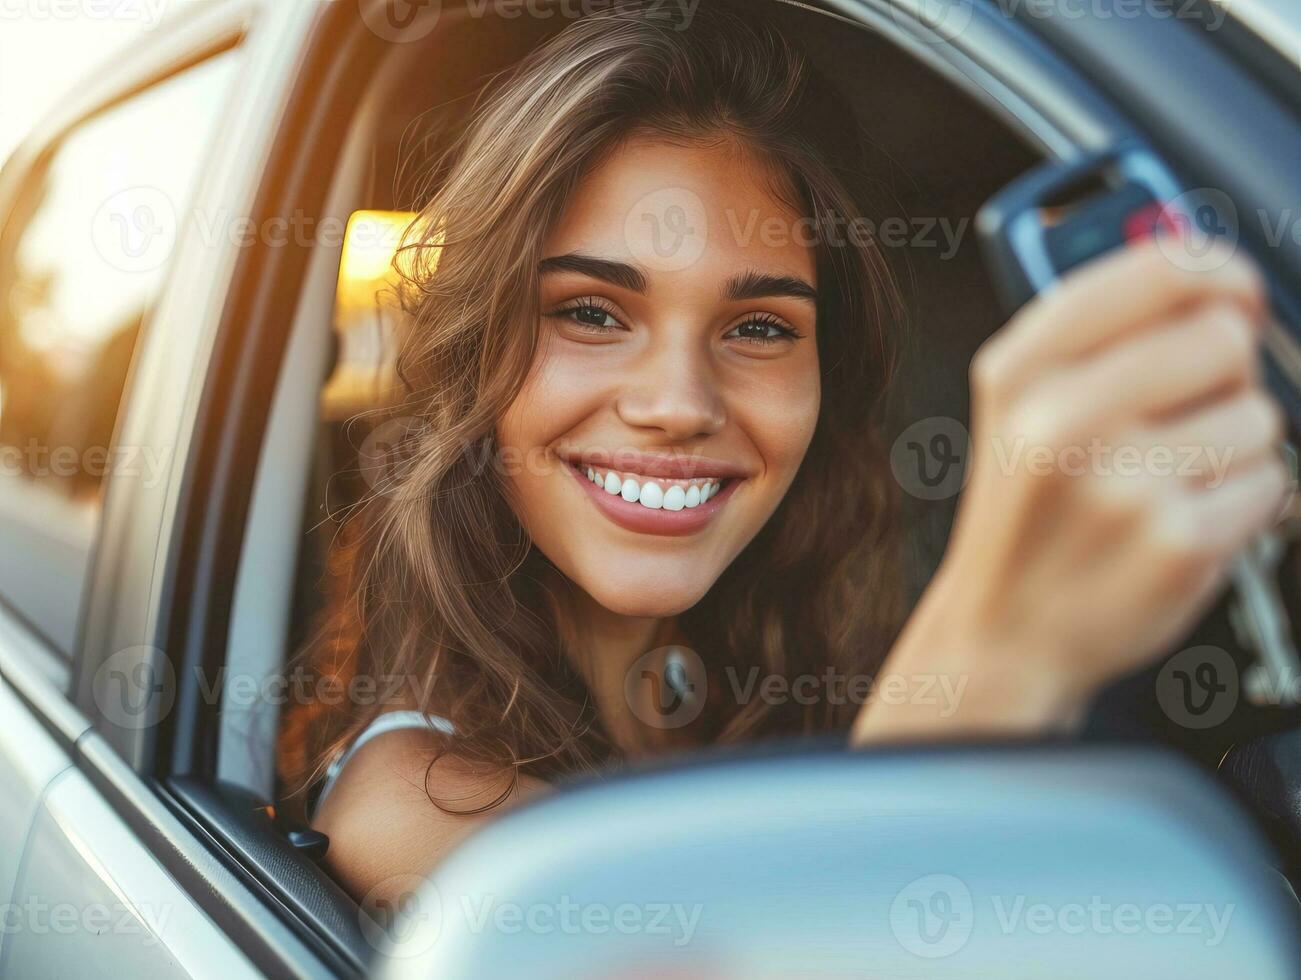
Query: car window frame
0 4 352 979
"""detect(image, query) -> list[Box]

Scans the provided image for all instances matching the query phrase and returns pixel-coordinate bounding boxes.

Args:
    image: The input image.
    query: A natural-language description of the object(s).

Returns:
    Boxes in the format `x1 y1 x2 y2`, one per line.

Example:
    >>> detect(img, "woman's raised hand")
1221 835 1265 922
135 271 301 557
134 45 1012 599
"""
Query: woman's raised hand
854 238 1289 742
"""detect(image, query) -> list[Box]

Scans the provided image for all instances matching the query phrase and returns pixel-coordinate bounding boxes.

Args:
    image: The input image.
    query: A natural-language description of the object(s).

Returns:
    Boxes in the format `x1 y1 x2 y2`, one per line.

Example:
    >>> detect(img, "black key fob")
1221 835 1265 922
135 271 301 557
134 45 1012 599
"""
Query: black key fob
976 140 1220 315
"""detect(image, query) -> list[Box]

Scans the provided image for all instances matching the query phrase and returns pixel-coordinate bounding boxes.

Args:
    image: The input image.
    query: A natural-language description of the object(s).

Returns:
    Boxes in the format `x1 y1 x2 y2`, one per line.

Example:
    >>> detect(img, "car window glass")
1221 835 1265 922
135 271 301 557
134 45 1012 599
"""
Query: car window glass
0 49 241 655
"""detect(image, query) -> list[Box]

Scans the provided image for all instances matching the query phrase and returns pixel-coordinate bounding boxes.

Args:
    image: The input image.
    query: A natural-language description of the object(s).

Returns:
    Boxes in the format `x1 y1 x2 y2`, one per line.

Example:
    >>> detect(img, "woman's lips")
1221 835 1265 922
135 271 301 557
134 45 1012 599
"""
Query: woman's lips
566 462 738 536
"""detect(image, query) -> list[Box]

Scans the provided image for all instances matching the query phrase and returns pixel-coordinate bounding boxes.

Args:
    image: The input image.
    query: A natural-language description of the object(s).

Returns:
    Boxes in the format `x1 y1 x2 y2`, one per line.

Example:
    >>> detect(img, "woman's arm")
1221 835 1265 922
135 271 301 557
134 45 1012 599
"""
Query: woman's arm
855 239 1284 744
312 728 547 904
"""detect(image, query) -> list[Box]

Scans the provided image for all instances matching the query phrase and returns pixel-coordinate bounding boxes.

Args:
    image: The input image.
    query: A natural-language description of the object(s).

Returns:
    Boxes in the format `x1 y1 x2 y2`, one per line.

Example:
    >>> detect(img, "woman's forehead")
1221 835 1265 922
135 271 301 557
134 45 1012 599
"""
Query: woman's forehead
543 137 817 286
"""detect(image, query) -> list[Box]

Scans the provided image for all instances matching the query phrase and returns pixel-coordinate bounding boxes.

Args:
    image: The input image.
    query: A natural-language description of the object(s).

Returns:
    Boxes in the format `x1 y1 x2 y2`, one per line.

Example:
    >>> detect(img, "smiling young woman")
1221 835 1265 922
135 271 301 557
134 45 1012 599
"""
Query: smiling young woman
277 2 1286 903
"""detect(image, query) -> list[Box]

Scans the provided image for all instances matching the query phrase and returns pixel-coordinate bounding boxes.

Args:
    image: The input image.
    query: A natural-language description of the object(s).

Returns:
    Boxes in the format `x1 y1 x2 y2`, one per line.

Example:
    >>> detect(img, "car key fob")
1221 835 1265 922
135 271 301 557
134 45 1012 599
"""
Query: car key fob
976 142 1301 707
975 140 1203 314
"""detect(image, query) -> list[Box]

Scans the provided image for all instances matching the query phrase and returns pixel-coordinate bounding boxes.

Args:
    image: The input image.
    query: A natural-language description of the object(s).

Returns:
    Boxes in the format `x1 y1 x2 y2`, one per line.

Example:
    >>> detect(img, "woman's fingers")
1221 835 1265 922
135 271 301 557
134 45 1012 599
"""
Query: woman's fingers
1017 301 1259 440
1132 389 1284 489
975 239 1267 402
1157 454 1289 557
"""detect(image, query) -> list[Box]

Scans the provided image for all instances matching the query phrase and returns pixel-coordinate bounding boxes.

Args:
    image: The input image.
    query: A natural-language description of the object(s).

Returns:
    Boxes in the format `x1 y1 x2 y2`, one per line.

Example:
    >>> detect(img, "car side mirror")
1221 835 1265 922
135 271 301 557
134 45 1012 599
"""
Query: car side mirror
374 744 1301 978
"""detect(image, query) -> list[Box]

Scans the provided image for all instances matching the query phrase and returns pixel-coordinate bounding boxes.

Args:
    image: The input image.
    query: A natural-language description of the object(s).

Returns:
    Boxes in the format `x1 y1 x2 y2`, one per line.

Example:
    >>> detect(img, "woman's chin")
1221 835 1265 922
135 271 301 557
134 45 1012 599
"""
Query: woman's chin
579 575 712 620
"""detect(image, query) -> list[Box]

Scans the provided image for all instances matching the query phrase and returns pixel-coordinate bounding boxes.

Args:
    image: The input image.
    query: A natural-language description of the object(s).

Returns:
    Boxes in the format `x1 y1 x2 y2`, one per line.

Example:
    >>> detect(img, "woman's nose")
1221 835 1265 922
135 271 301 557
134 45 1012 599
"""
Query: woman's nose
615 349 726 441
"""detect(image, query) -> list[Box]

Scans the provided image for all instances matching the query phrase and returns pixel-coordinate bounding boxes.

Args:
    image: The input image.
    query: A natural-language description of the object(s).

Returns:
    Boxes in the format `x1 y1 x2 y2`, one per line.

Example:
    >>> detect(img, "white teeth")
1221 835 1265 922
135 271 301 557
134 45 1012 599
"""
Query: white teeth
638 481 664 509
584 464 725 510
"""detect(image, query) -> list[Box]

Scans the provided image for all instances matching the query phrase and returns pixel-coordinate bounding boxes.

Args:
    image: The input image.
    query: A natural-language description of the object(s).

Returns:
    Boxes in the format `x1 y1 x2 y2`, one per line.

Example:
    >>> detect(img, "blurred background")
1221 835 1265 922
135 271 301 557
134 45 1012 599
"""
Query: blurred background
0 3 187 165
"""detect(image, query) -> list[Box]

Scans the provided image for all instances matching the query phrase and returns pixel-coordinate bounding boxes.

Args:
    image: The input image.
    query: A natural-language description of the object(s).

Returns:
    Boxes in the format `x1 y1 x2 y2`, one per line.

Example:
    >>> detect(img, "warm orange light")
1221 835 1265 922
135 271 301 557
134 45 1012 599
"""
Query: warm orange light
323 209 425 419
335 209 420 309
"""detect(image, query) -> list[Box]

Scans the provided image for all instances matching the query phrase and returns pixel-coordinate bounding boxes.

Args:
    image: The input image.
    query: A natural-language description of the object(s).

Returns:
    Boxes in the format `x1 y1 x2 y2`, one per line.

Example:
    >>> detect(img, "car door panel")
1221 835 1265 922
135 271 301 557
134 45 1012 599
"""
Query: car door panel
0 676 70 964
1 768 259 979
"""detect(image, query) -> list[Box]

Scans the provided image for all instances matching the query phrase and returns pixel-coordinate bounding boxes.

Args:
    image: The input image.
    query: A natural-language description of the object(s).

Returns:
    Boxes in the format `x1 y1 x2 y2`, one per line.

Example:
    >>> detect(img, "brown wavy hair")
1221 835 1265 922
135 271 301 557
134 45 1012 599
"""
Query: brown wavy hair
278 0 905 813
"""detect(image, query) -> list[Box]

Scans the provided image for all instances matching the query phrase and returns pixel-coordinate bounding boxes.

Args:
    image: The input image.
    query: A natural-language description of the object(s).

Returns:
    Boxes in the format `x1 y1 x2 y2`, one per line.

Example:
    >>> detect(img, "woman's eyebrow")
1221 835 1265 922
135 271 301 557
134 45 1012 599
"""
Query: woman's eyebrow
724 270 818 304
538 253 647 292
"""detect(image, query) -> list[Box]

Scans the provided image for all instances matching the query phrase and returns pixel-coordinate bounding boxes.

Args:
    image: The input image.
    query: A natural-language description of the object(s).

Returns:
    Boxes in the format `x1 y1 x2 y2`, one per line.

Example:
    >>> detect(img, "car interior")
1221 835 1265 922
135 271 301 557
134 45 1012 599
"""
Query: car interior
214 2 1043 798
151 0 1301 972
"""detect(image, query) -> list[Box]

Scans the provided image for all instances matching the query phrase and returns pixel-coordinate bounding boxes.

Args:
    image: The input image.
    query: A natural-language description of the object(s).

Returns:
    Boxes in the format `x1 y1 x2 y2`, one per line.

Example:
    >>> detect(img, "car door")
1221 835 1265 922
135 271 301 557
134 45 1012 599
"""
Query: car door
0 1 340 977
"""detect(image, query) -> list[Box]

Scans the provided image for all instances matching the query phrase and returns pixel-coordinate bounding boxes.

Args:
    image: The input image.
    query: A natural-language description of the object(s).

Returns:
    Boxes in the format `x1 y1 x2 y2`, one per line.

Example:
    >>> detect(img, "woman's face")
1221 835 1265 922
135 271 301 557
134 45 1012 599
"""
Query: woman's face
498 136 822 618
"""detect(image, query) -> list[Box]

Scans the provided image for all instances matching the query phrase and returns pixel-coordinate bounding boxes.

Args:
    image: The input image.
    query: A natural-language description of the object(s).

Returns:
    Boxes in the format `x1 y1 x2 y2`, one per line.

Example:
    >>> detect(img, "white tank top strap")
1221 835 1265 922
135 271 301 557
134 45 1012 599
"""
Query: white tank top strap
312 710 456 819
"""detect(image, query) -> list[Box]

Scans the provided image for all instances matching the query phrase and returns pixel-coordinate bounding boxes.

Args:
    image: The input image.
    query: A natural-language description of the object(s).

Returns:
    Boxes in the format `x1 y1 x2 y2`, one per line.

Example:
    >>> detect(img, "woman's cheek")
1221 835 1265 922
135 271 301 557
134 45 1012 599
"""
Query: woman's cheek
745 368 821 487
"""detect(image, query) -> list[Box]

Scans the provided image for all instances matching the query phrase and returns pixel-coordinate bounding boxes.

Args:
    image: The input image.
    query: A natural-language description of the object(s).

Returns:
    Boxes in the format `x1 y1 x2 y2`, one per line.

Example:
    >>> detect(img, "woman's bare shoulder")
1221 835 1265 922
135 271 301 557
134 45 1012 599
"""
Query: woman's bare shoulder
311 728 543 903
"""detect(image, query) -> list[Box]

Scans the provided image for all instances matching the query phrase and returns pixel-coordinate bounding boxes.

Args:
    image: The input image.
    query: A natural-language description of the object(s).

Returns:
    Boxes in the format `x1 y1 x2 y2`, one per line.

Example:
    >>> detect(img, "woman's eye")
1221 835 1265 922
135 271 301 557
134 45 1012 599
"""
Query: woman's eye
547 303 624 333
726 318 800 345
570 306 618 329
